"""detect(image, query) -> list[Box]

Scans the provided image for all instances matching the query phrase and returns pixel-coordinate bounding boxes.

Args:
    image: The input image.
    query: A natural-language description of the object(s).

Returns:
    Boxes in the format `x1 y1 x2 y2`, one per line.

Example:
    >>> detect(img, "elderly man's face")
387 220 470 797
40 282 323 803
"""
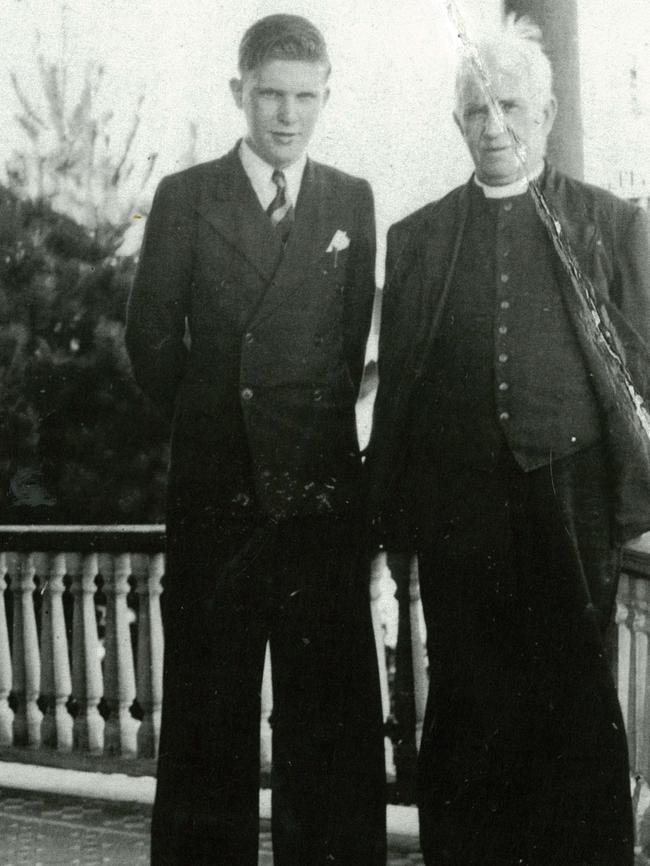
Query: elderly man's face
455 66 557 186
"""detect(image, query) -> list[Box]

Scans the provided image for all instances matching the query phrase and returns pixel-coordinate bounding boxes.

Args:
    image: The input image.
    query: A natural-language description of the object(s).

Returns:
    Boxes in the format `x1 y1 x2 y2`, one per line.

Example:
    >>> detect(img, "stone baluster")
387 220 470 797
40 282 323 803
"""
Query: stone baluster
616 575 633 746
369 553 395 774
8 552 42 746
40 553 73 751
70 552 104 754
632 578 650 779
0 553 14 745
260 642 273 772
387 551 418 803
408 557 428 750
133 553 164 758
102 553 138 757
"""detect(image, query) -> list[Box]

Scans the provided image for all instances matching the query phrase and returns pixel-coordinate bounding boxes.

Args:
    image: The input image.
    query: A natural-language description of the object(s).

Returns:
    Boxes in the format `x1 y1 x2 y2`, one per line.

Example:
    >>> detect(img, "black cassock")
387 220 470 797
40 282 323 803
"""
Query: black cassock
367 167 650 866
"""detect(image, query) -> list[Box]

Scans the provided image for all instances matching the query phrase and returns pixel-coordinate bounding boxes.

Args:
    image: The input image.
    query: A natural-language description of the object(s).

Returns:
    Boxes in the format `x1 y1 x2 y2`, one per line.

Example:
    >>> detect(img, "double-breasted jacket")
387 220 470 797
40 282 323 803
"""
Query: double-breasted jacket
126 146 376 519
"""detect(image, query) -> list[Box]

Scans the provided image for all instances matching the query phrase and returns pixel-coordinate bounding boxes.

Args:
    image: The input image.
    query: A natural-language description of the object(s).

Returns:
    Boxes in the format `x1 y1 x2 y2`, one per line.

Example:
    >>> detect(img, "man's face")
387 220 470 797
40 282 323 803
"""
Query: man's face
230 59 330 169
454 66 557 186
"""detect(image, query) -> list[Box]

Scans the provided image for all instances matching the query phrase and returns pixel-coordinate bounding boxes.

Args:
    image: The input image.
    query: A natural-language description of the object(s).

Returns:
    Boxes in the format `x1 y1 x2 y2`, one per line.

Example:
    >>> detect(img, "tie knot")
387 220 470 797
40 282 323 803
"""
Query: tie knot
272 169 287 191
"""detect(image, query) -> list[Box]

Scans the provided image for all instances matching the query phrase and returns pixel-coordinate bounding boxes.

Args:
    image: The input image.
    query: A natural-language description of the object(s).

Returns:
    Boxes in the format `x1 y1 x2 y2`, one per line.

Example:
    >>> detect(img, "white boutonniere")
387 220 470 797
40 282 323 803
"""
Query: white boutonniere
326 229 350 268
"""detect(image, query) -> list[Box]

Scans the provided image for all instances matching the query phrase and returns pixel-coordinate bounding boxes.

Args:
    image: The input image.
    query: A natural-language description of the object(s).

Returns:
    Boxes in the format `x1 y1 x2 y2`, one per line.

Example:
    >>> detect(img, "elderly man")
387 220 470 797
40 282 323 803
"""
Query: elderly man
366 15 650 866
126 14 385 866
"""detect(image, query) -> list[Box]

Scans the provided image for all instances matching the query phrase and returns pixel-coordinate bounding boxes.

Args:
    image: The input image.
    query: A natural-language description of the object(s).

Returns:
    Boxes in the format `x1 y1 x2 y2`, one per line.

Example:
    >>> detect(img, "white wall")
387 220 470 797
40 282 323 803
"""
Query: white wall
578 0 650 197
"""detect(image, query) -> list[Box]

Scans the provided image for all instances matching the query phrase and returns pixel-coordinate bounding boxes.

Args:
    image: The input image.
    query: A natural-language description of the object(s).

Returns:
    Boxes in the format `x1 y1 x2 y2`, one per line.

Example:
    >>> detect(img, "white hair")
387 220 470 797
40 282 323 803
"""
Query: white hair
455 14 554 114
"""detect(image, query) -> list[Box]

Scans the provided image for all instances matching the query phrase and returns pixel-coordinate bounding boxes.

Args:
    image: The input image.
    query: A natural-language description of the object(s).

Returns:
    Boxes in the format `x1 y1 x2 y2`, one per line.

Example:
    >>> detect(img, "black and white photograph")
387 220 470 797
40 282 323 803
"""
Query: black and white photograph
1 1 650 864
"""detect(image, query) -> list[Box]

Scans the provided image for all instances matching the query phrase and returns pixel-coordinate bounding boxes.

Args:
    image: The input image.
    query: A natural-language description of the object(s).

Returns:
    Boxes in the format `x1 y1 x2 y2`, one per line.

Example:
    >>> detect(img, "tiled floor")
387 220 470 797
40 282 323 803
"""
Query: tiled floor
0 788 425 866
0 791 148 865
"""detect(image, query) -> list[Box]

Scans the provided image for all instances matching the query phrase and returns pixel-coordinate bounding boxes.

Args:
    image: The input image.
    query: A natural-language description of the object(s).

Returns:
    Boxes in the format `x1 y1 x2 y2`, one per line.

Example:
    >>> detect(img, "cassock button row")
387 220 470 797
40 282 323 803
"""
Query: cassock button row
498 353 508 363
241 388 254 401
498 325 508 335
500 300 510 310
500 273 509 283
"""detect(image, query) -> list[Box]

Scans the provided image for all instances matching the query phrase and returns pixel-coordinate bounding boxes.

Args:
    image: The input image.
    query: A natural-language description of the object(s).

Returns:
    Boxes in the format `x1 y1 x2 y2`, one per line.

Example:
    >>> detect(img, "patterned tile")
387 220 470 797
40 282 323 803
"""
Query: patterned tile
0 788 424 865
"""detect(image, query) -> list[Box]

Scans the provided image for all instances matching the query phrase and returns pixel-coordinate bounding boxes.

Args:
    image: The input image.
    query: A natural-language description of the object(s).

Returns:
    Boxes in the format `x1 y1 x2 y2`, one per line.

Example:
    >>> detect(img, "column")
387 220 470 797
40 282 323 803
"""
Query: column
504 0 584 179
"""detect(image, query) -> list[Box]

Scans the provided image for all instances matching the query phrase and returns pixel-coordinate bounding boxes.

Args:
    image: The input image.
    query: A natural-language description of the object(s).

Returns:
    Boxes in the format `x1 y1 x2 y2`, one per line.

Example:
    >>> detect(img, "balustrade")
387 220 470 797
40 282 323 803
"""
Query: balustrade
102 552 138 757
369 553 395 775
70 551 104 754
0 527 164 763
260 643 273 772
133 553 164 759
0 524 649 843
40 552 72 751
9 551 42 747
0 553 13 745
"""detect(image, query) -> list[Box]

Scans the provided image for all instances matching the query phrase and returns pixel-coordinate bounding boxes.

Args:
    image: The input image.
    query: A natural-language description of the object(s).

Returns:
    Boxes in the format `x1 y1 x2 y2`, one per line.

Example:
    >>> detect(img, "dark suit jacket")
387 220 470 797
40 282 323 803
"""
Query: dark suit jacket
126 146 376 518
366 164 650 547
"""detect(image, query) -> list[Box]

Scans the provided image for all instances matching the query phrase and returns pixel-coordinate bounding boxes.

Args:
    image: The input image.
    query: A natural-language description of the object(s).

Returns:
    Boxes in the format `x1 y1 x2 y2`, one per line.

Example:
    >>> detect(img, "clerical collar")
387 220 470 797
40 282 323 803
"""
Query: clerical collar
474 162 545 199
239 139 307 211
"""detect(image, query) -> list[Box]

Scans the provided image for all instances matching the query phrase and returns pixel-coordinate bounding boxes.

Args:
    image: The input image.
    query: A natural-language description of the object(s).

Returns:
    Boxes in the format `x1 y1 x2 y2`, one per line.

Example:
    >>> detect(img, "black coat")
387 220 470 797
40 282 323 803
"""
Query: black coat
366 164 650 547
126 146 376 518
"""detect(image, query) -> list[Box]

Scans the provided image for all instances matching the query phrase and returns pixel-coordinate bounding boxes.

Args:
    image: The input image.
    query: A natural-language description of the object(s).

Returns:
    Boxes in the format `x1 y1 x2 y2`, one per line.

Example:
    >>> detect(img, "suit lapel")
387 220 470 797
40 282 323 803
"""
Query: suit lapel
195 147 283 282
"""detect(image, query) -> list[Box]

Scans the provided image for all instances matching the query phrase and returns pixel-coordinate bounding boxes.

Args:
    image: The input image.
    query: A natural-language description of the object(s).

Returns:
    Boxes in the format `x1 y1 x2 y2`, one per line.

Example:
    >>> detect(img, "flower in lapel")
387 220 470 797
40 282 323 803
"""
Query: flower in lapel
326 229 350 268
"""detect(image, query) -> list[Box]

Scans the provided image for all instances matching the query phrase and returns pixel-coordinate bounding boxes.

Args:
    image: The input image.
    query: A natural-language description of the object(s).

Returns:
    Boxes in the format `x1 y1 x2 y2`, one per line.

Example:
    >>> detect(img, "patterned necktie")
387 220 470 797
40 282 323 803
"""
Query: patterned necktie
267 169 294 241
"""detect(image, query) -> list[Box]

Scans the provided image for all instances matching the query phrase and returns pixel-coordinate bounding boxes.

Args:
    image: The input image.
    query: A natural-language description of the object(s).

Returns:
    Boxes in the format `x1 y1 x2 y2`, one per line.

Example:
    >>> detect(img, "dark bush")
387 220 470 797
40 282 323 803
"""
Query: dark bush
0 185 169 524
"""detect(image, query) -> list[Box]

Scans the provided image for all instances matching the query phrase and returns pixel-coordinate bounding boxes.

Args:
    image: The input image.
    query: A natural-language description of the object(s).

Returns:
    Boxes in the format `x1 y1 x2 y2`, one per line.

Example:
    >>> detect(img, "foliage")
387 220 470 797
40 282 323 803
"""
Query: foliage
0 31 169 525
7 49 157 252
0 185 169 524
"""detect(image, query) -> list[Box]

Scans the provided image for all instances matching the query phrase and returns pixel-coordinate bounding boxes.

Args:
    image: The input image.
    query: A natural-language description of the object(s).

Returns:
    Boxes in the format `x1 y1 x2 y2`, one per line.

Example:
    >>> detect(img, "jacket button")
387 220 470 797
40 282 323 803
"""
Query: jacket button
313 389 323 401
241 388 253 401
499 411 510 422
244 332 254 344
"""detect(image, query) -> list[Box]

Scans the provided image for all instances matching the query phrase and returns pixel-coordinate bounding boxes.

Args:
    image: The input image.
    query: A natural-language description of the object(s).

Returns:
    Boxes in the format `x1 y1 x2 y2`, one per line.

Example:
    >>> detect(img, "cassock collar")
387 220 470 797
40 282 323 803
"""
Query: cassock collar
474 162 545 199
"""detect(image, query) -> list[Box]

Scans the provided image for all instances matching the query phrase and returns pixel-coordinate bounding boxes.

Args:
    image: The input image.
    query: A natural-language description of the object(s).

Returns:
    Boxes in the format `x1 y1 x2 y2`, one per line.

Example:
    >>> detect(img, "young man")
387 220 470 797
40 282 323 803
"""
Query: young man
366 15 650 866
126 15 386 866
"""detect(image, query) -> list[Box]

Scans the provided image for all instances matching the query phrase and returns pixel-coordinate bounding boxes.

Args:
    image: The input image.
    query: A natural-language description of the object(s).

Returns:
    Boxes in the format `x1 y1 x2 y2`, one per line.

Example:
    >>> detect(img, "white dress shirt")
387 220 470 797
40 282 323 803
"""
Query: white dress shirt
239 139 307 211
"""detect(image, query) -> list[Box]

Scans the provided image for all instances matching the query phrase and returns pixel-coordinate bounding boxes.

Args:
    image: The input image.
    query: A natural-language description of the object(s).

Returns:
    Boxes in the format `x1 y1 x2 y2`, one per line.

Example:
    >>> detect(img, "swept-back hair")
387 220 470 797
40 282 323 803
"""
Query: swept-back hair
238 14 331 78
455 14 553 112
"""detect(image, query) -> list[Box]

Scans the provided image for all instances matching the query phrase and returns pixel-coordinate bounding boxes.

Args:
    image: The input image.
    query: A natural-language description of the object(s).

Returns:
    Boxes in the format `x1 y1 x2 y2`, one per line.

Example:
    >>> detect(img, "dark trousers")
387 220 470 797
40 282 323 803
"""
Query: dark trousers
150 483 387 866
416 445 634 866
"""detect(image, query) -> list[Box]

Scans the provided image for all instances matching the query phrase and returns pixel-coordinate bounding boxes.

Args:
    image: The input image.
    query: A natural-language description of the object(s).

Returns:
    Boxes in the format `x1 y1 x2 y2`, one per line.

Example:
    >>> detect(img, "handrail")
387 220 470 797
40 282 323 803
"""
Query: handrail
0 526 166 552
1 524 648 571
